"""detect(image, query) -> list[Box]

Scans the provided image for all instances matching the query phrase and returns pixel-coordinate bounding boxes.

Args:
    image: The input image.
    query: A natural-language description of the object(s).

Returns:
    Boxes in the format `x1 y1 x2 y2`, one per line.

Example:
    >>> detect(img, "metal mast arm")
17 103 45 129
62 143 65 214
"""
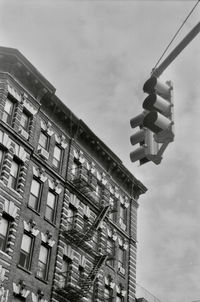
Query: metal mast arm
152 22 200 78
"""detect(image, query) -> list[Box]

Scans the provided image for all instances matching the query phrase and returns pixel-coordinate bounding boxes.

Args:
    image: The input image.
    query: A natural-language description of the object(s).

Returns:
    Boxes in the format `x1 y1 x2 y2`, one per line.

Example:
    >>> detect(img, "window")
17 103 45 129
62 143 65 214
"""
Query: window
38 131 49 150
28 178 42 211
106 239 115 267
104 286 113 301
92 230 99 252
20 110 30 131
0 149 4 173
119 205 127 227
78 265 85 283
0 216 10 252
37 245 50 280
3 98 15 125
53 145 62 169
45 191 57 223
7 159 20 190
67 206 76 230
19 233 33 270
71 159 81 180
116 296 123 302
87 284 95 302
109 197 115 221
60 256 71 288
83 216 89 233
95 183 102 198
118 246 125 269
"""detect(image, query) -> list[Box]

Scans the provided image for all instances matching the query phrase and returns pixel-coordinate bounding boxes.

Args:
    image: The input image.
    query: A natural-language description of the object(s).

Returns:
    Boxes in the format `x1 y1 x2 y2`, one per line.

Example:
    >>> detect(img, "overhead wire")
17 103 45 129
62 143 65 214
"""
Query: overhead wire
136 283 162 302
152 0 200 73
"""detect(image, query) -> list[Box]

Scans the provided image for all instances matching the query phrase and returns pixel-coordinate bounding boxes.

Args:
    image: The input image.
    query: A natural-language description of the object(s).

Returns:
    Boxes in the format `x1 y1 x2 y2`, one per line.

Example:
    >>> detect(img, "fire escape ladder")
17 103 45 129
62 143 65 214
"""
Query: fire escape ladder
81 254 108 294
66 204 110 245
77 204 110 245
92 205 110 229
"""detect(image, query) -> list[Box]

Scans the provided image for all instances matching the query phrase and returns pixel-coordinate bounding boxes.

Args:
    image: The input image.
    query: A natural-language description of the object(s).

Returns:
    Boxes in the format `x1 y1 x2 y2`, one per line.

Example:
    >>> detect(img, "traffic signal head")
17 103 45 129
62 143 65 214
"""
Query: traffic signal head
130 113 160 165
142 76 174 143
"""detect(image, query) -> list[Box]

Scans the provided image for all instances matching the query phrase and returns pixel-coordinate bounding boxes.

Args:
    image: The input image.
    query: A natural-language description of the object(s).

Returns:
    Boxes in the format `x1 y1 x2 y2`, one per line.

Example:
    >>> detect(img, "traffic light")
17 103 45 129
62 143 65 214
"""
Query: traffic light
129 76 174 166
130 113 160 165
142 76 174 143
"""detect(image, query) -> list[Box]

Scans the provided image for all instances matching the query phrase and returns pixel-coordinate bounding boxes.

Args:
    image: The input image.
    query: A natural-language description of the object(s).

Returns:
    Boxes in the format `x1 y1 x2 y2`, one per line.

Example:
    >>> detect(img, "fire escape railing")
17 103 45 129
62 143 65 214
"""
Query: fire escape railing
55 166 112 301
68 166 109 208
62 204 110 255
56 254 108 302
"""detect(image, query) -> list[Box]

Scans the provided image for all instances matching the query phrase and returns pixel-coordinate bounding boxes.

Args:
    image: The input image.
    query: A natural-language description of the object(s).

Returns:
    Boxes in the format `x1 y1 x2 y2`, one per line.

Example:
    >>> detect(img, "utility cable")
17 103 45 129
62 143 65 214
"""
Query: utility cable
136 283 162 302
152 0 200 73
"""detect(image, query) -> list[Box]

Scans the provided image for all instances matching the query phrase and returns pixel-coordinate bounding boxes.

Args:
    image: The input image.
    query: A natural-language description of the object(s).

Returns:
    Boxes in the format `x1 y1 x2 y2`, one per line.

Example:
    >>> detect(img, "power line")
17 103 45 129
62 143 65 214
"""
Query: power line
136 283 163 302
152 0 200 73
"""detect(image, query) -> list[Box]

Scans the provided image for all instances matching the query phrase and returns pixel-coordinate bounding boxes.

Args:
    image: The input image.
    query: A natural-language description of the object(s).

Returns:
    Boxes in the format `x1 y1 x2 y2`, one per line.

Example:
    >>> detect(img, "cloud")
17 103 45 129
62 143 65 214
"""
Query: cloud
0 2 200 302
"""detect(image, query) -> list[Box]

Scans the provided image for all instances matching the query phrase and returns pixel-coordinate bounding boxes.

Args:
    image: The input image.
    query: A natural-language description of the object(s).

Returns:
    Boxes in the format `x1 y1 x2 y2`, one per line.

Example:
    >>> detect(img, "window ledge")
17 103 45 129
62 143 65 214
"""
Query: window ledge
35 275 48 284
52 164 61 173
44 217 56 227
17 264 32 274
27 205 40 216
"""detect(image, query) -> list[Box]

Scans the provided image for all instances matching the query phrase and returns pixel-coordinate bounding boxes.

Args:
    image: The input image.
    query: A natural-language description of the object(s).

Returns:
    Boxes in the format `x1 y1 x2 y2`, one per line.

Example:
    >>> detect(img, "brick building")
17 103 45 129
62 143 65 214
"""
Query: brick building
0 46 147 302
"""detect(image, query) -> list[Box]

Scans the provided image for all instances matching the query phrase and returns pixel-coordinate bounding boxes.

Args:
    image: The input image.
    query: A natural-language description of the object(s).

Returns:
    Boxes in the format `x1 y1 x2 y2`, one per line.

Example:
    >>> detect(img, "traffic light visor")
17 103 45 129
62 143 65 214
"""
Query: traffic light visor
143 111 171 134
143 76 171 99
143 94 171 116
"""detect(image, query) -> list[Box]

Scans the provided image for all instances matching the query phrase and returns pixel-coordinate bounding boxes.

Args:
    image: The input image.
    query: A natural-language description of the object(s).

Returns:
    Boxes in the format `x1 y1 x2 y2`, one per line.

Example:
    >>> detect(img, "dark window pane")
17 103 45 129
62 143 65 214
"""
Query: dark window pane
19 251 28 269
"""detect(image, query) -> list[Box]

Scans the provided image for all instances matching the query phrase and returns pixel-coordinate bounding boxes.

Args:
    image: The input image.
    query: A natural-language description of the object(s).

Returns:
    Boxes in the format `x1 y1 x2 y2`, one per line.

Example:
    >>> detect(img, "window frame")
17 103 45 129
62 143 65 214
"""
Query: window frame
119 204 127 226
116 295 124 302
92 230 99 252
52 144 63 170
109 196 116 222
36 244 51 281
95 182 101 197
0 148 5 176
44 190 58 224
20 109 31 132
66 205 76 230
28 177 43 212
3 96 16 126
60 256 72 288
106 238 115 267
118 246 126 269
7 157 21 190
71 159 81 180
0 214 11 253
38 131 49 151
18 232 34 271
104 285 113 302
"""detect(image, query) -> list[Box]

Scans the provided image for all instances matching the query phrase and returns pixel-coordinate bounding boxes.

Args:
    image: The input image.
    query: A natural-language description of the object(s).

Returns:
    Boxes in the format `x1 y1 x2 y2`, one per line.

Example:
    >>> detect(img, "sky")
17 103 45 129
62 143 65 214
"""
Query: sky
0 1 200 302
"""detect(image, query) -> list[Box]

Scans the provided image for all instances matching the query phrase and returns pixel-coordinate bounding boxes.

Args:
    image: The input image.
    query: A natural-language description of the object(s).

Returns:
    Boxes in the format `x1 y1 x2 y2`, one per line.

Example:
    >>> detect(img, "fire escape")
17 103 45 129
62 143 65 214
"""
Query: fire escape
56 167 111 302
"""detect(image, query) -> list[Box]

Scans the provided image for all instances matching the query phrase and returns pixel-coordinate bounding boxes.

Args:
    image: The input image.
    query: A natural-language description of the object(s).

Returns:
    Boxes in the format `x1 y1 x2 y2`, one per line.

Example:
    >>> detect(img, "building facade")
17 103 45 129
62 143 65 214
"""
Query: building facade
0 46 147 302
